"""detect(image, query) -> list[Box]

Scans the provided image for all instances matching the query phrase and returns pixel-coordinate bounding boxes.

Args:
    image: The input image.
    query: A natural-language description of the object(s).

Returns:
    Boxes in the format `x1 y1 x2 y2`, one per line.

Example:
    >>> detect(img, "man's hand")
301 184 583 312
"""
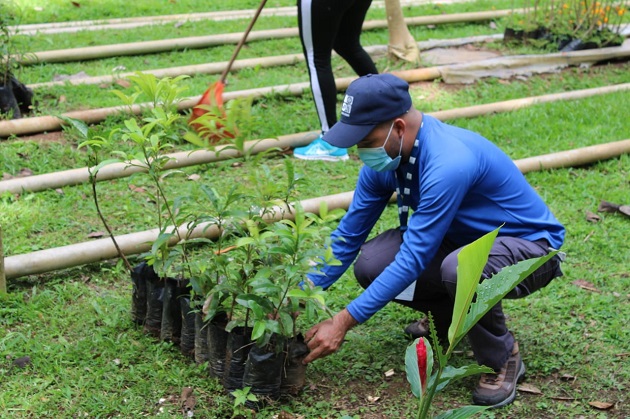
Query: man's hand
302 308 358 364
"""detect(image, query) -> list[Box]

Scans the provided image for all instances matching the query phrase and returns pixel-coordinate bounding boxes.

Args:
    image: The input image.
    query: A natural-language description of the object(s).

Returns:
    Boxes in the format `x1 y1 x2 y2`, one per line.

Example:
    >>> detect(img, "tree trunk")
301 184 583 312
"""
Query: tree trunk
385 0 421 64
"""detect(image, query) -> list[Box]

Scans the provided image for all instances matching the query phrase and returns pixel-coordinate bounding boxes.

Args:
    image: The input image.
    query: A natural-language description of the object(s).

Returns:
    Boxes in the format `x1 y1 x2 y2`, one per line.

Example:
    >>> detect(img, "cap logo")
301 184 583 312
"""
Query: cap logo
341 95 354 117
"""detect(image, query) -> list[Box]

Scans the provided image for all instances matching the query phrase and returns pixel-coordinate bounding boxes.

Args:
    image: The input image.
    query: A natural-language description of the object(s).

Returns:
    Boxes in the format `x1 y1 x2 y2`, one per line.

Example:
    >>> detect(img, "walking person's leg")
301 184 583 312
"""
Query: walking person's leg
295 0 350 161
333 0 378 76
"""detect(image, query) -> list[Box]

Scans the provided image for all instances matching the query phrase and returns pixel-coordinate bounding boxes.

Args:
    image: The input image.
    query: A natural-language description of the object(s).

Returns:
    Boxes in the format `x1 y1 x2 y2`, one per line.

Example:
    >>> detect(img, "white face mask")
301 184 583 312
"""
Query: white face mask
357 121 402 172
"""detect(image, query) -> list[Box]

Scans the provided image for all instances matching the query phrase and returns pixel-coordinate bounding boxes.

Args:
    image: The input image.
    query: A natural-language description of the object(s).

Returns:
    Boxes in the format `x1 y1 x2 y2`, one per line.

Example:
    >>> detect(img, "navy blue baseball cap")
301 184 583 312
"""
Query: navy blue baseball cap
322 73 412 148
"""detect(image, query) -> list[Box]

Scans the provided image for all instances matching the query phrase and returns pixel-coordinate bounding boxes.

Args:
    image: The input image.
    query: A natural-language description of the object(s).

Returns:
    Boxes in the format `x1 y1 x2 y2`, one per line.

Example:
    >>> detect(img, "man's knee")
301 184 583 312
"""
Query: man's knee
353 228 402 290
353 257 374 290
440 251 459 296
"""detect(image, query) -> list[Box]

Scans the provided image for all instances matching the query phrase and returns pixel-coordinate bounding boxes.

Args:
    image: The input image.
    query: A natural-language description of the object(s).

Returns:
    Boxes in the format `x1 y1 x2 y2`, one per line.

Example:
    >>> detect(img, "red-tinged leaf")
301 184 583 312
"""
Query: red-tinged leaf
517 383 542 394
589 401 615 410
87 231 105 238
572 279 600 293
585 211 601 223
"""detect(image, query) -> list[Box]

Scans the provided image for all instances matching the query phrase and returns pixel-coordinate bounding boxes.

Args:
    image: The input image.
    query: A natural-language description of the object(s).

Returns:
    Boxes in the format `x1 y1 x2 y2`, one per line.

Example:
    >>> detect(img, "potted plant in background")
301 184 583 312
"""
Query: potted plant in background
504 0 626 51
0 2 33 119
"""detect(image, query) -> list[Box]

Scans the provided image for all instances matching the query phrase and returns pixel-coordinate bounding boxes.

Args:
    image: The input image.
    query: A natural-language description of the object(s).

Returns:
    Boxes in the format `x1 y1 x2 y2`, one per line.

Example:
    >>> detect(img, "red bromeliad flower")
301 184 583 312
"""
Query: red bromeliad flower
416 338 427 393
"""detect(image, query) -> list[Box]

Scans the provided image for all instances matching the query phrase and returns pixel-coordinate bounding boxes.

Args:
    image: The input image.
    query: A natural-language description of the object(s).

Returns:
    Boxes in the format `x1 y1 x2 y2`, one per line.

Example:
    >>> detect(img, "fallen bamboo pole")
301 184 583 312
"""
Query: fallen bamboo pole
0 134 318 195
1 83 629 195
4 138 630 280
515 139 630 173
27 34 502 90
2 45 629 139
9 0 436 35
0 226 5 293
13 9 515 65
3 191 355 280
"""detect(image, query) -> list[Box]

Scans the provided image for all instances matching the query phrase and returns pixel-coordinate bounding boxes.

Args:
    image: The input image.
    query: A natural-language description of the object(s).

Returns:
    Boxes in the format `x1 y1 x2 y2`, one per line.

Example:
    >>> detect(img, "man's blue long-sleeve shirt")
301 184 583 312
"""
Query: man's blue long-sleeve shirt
308 114 565 323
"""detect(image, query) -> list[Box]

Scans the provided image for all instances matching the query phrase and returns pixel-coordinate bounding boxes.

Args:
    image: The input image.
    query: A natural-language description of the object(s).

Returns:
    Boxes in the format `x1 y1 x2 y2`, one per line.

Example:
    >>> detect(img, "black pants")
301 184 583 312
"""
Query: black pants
354 228 564 370
297 0 378 132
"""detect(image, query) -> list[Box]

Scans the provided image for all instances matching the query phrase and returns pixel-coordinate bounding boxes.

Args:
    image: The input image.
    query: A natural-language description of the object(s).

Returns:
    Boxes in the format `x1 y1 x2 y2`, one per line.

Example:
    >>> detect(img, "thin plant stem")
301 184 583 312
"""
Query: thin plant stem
89 167 133 273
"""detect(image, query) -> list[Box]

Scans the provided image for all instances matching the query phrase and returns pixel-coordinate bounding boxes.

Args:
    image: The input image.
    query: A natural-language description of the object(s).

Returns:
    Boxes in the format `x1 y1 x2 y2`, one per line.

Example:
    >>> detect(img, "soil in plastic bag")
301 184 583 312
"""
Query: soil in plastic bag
194 310 210 364
280 334 309 397
159 277 183 344
130 262 151 325
223 327 252 392
207 313 230 380
0 74 34 119
179 296 196 359
243 341 286 409
9 75 33 115
0 85 20 119
143 271 165 338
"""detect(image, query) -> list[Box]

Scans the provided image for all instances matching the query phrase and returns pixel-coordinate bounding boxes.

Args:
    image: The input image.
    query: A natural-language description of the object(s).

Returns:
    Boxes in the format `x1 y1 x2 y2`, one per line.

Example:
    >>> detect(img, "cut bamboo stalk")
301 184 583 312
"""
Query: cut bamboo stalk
515 139 630 173
2 46 629 139
0 225 5 293
12 9 517 65
4 138 630 280
27 35 502 90
8 0 435 35
3 191 355 280
0 134 317 195
1 83 629 195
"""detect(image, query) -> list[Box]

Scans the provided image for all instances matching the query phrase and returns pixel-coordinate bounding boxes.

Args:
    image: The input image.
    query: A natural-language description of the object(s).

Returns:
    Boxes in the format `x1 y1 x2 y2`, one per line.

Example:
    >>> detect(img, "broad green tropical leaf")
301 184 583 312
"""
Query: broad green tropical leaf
461 252 557 338
433 364 493 393
448 227 500 346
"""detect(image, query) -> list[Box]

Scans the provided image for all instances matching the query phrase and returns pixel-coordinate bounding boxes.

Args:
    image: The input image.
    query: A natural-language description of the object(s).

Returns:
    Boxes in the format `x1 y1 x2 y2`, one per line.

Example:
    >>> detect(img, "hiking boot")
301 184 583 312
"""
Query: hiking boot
472 341 526 408
293 136 349 161
404 317 430 338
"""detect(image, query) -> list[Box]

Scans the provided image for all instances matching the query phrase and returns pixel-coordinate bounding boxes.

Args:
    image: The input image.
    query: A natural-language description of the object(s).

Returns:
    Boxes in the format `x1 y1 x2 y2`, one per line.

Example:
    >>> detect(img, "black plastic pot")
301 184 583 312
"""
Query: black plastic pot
561 38 585 52
160 277 184 344
223 327 252 392
179 296 196 359
503 27 524 44
193 310 210 364
143 273 165 338
130 262 151 325
207 312 230 379
0 84 20 119
280 334 309 397
243 339 286 409
9 75 33 115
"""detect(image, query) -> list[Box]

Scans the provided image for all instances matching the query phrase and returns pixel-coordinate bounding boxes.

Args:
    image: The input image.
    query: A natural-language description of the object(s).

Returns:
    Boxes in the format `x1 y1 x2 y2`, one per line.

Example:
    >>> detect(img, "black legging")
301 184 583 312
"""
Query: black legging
297 0 378 133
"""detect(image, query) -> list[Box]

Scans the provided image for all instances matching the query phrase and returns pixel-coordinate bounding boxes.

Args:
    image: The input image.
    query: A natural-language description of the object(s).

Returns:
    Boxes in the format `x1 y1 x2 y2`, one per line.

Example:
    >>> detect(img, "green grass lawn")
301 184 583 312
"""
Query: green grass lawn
1 0 629 418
